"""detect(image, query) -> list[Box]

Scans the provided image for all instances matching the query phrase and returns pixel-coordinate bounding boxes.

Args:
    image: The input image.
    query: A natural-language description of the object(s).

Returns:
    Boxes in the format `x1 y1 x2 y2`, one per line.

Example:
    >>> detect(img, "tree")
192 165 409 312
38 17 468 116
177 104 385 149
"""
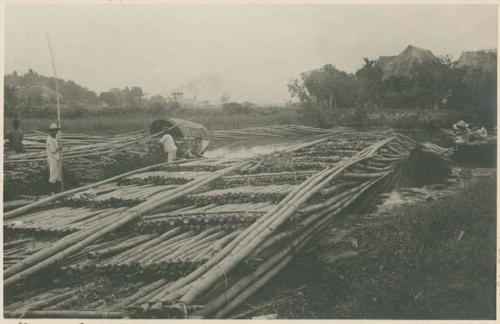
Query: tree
147 95 168 113
458 66 497 126
4 85 18 117
355 58 383 107
128 86 144 108
289 64 357 110
288 64 358 127
410 58 449 109
222 102 251 115
62 80 84 104
99 91 119 107
356 58 383 81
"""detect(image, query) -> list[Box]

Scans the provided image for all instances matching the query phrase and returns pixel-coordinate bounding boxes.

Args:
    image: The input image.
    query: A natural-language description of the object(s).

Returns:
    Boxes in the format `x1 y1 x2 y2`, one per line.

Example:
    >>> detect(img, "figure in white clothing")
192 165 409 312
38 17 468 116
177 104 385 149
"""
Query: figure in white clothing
47 123 62 194
159 130 177 162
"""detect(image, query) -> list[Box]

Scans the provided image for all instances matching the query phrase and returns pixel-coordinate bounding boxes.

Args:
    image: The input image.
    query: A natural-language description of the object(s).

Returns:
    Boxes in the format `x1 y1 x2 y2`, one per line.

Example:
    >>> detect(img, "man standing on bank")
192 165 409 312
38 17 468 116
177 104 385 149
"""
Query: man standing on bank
159 128 177 162
47 123 62 194
6 119 25 153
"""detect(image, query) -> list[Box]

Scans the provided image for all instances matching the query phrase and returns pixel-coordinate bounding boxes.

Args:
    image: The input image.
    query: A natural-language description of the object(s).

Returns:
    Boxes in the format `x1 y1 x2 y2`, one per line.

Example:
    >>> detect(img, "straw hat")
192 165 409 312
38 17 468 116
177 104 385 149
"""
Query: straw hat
48 123 61 131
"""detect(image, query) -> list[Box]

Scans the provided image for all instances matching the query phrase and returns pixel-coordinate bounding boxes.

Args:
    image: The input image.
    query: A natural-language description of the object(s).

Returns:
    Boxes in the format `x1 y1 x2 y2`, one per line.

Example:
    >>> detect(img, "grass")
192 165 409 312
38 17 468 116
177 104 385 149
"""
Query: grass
239 177 496 319
6 105 475 137
4 107 305 135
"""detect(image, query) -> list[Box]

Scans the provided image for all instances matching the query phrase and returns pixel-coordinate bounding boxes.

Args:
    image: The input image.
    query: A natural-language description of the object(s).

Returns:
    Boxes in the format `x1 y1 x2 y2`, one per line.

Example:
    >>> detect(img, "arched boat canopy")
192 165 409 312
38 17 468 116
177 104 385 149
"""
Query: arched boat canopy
150 117 210 154
150 118 209 139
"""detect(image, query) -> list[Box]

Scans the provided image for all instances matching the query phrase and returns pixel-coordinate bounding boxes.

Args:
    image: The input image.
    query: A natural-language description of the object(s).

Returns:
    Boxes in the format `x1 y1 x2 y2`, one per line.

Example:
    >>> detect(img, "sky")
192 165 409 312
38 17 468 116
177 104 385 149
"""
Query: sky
4 3 498 104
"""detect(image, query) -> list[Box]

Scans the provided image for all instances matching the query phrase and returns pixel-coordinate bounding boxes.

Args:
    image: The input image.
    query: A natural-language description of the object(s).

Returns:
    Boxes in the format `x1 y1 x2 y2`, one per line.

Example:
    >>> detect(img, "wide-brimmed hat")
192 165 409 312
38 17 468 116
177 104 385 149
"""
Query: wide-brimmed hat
48 123 61 131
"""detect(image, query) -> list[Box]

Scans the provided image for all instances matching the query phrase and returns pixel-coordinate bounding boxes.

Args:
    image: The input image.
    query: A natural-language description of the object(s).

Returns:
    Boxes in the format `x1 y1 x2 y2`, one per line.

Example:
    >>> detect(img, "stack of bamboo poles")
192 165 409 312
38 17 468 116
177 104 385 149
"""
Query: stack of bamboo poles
234 136 376 176
3 157 197 222
4 280 136 318
3 130 448 319
2 135 333 296
60 229 241 280
209 125 347 141
62 185 176 208
4 276 205 318
289 139 378 158
4 237 43 269
161 160 236 172
118 171 210 186
5 131 147 163
3 130 160 199
5 131 143 154
212 171 316 188
128 135 420 318
185 184 296 205
240 160 327 174
4 207 128 235
3 156 254 289
140 202 273 232
5 132 408 316
290 155 342 163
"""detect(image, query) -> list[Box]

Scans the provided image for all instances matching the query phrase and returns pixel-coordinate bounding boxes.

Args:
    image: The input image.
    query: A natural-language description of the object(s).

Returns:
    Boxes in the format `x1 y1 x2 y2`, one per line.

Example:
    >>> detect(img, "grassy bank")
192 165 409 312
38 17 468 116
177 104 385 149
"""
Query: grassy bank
239 177 496 319
4 107 305 135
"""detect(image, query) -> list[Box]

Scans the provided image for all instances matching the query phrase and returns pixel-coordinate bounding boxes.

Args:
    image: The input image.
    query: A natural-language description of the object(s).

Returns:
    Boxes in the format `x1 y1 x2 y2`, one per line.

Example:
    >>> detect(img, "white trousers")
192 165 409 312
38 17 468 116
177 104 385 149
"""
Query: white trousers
48 158 62 183
166 149 177 162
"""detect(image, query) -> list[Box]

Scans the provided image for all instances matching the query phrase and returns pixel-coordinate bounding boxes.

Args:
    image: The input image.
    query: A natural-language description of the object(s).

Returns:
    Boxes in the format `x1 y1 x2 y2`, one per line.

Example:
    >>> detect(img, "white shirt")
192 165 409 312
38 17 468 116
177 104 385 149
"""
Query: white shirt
159 134 177 152
47 136 60 161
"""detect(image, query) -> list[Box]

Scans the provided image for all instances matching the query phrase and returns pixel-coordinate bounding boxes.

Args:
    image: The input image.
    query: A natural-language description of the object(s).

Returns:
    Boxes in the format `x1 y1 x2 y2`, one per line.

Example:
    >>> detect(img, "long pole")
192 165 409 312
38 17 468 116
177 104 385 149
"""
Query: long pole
46 34 64 191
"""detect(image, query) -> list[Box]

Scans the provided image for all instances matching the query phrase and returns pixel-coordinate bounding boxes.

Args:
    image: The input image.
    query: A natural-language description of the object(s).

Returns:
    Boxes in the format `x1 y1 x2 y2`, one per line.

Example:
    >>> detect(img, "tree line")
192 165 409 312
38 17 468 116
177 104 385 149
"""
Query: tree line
288 55 497 127
5 54 497 129
4 69 182 118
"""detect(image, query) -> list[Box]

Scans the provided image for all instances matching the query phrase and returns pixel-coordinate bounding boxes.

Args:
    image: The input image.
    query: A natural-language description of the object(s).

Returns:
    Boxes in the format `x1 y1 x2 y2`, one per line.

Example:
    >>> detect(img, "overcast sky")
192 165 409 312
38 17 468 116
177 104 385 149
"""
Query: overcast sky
5 3 498 103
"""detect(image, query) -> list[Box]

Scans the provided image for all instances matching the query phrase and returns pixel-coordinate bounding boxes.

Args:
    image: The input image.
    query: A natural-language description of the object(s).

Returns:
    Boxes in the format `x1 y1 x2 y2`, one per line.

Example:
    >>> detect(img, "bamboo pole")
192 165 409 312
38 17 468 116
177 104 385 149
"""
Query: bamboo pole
46 34 64 191
4 310 124 318
156 137 394 304
4 161 249 286
179 137 396 304
109 279 168 311
4 158 196 220
207 173 390 318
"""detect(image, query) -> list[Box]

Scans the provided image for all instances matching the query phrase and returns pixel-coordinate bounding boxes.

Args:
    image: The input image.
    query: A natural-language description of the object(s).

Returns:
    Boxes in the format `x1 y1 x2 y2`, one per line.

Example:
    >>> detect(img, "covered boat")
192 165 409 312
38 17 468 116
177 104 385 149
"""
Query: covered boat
441 121 496 167
150 117 210 157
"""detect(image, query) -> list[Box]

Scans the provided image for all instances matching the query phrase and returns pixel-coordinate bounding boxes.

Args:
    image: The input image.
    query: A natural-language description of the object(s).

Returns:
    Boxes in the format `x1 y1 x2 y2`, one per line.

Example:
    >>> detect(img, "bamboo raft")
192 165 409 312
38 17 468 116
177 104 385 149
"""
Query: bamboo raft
4 131 148 163
3 128 451 319
3 125 371 200
3 130 171 200
209 125 344 141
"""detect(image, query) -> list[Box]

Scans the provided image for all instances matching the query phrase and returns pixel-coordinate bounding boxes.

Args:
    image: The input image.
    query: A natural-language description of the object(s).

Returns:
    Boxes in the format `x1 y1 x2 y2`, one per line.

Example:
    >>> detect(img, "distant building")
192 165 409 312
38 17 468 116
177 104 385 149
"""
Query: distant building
183 96 198 106
172 91 184 103
456 50 497 73
220 93 231 104
373 45 439 80
373 55 396 74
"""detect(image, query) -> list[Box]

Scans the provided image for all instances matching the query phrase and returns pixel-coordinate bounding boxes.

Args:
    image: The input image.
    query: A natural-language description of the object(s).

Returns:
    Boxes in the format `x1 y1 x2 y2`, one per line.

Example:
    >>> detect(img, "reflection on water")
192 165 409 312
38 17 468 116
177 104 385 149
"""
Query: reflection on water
205 133 326 159
376 167 481 213
381 191 405 207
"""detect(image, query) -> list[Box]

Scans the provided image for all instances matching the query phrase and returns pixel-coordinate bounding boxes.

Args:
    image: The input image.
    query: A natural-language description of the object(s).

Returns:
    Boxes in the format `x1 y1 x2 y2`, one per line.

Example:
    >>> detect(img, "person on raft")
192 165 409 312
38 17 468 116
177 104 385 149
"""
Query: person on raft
159 128 177 162
6 119 25 153
47 123 63 195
